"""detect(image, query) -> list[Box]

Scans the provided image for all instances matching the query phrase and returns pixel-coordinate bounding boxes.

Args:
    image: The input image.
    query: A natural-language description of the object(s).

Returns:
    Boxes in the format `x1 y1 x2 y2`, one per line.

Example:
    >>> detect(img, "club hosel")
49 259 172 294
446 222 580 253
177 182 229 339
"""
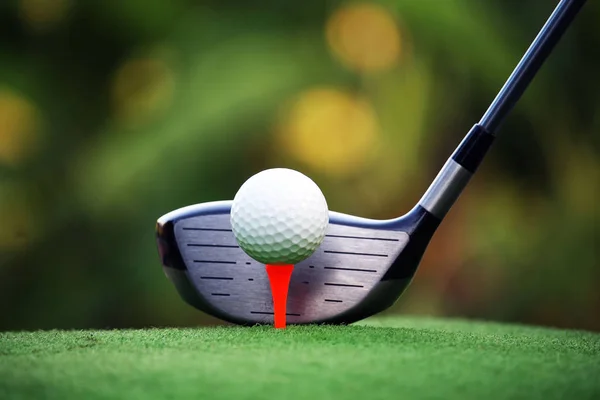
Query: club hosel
451 124 496 173
418 124 495 220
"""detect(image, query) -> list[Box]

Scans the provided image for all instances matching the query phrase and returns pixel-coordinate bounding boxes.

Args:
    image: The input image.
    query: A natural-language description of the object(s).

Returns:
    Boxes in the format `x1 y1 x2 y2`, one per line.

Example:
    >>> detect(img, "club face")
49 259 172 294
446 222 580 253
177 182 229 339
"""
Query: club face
157 201 438 325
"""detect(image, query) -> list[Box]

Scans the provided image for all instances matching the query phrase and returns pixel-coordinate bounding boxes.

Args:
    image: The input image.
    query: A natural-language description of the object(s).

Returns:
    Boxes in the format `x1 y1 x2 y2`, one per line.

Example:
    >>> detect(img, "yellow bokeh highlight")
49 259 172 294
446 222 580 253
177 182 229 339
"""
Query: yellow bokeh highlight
326 3 402 73
0 89 40 167
19 0 71 32
277 87 379 176
111 58 174 125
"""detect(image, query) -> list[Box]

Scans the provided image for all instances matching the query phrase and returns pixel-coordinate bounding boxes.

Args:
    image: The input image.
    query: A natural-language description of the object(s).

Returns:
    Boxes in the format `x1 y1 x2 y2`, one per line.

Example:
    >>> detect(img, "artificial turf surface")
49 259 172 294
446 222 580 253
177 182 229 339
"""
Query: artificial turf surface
1 316 599 400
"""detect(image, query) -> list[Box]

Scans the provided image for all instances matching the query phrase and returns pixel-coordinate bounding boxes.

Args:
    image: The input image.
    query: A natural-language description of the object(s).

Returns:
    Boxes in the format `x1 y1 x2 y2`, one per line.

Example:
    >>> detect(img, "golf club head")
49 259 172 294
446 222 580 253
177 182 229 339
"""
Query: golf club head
157 201 440 325
156 0 588 325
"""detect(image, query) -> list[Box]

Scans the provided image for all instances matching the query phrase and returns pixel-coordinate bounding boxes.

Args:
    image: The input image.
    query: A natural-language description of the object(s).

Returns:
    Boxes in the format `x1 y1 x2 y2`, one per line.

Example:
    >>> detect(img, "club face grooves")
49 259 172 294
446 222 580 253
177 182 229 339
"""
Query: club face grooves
156 201 439 325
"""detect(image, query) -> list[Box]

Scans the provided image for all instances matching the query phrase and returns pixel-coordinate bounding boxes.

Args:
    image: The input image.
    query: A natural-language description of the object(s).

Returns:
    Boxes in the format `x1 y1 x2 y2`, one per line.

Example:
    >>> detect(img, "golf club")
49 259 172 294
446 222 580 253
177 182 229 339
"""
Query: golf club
156 0 587 325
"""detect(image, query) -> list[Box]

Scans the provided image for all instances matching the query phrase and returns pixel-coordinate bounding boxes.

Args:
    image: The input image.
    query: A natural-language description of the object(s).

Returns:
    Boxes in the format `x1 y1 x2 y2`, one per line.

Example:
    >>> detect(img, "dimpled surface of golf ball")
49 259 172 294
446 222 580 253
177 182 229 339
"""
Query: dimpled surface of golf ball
231 168 329 265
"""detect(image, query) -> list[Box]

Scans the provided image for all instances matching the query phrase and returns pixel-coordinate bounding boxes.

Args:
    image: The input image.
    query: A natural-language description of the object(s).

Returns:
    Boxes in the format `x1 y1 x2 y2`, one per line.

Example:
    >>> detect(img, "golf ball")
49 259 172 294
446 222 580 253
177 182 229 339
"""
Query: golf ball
231 168 329 265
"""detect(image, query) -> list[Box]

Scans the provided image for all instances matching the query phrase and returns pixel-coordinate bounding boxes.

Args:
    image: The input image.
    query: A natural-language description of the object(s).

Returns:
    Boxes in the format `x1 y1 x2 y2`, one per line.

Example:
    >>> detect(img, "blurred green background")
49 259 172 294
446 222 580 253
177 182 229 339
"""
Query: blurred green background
0 0 598 332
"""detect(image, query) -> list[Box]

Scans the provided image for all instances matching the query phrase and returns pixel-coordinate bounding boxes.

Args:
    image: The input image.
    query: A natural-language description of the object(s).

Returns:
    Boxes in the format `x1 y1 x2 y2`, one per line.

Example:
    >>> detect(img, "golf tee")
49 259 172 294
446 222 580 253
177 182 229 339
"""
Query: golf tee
265 264 294 329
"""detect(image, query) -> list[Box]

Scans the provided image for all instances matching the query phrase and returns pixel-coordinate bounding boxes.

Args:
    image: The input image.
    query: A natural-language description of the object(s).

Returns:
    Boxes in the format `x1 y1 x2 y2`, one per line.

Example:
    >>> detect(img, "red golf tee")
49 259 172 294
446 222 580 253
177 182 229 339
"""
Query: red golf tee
265 264 294 329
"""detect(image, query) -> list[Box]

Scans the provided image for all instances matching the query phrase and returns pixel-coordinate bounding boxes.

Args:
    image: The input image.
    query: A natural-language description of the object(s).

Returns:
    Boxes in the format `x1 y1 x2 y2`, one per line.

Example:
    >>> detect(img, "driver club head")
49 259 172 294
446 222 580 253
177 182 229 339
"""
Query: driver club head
155 0 586 325
156 200 440 325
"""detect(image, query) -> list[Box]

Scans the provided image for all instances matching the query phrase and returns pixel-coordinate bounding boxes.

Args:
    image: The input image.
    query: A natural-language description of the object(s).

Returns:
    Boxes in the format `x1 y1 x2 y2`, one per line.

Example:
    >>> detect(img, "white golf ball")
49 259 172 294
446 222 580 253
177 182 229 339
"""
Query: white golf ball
231 168 329 265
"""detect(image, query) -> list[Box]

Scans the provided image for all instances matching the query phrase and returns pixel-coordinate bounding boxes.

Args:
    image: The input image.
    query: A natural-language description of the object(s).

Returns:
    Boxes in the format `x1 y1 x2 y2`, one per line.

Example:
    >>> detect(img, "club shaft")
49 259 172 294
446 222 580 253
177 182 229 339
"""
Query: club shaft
479 0 587 133
418 0 586 220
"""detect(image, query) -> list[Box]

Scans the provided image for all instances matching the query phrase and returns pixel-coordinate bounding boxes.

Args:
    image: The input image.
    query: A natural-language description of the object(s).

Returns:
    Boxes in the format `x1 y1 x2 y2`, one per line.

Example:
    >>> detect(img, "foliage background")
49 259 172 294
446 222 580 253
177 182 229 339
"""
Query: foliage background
0 0 598 331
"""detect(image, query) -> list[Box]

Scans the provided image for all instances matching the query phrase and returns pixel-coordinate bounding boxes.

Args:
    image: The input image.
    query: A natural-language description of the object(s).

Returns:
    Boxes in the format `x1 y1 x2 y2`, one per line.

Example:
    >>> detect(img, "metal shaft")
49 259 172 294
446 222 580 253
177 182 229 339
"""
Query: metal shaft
418 0 586 219
479 0 587 134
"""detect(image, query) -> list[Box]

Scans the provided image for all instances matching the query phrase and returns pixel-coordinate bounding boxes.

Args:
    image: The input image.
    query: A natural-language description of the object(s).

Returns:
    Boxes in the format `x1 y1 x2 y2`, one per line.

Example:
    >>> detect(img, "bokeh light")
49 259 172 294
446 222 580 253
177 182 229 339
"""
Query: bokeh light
111 57 175 126
276 87 379 177
326 3 402 73
0 89 40 167
19 0 72 32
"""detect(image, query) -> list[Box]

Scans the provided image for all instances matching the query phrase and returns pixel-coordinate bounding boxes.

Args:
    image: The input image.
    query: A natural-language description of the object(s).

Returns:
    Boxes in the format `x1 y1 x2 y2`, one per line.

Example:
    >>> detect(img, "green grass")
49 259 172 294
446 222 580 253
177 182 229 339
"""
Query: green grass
1 316 599 400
